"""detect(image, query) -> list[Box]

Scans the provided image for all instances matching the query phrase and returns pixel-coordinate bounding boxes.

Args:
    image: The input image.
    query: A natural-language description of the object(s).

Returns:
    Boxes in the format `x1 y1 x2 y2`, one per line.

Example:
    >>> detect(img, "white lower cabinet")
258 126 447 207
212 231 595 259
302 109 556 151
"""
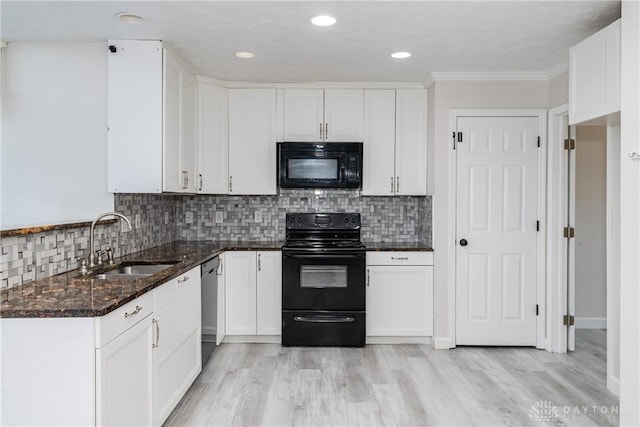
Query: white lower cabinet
96 314 155 427
224 250 282 339
154 267 202 425
366 251 433 342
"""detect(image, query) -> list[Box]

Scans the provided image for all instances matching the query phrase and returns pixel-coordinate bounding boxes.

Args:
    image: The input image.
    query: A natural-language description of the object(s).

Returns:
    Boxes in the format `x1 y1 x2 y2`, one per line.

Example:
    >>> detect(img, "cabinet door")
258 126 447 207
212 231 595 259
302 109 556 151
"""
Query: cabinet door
154 268 201 425
198 82 228 194
363 90 396 195
324 89 364 142
283 89 324 142
225 251 257 335
228 89 277 195
216 254 226 345
107 40 163 193
163 50 183 193
395 89 427 195
569 19 621 125
256 251 282 336
366 265 433 336
181 71 198 192
96 315 154 427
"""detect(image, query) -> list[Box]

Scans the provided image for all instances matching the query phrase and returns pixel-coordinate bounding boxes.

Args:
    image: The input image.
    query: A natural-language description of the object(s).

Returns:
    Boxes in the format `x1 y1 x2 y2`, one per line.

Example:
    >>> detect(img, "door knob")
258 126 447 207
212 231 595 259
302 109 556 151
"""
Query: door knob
459 239 468 247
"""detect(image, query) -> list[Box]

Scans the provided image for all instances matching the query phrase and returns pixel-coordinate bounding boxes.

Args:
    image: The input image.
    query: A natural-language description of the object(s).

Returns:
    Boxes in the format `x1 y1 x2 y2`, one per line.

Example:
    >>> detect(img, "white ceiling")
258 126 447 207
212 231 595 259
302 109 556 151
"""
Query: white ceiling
1 1 621 83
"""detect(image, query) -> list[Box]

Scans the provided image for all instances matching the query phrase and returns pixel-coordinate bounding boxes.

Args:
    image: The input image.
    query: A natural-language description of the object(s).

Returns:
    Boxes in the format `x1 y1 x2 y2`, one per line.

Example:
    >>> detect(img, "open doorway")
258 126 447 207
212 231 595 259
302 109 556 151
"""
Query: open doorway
547 104 620 396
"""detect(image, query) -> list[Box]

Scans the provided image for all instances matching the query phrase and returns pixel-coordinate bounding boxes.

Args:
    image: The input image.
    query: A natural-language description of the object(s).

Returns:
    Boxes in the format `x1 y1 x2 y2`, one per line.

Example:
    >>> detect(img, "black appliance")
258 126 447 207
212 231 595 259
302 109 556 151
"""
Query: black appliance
278 142 363 189
282 213 366 347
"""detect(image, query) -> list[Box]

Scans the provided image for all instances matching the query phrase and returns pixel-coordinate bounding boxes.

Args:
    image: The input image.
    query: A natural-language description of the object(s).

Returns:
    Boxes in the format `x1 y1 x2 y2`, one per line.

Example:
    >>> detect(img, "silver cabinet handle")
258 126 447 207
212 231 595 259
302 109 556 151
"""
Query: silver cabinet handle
325 123 328 139
199 174 203 191
229 176 233 193
178 275 190 284
257 254 261 271
390 177 394 193
182 171 189 189
391 256 409 260
367 269 370 286
396 176 400 192
319 123 323 140
152 319 160 348
124 305 142 318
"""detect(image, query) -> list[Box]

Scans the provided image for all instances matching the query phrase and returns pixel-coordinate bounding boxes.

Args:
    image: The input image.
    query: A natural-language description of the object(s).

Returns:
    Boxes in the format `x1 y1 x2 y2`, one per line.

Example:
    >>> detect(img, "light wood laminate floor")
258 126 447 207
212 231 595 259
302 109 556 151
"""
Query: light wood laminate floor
165 330 618 426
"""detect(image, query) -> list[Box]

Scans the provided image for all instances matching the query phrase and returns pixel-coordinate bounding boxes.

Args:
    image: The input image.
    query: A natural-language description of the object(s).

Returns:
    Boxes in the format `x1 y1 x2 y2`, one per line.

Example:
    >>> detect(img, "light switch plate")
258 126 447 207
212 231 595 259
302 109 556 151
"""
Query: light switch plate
135 214 141 228
185 212 193 224
165 212 169 224
215 211 224 223
254 211 262 223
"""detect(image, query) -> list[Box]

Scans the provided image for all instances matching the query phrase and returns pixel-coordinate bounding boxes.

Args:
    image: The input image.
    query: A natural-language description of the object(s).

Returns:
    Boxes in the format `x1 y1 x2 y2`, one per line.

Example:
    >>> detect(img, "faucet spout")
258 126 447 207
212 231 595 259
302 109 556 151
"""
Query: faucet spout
89 212 132 268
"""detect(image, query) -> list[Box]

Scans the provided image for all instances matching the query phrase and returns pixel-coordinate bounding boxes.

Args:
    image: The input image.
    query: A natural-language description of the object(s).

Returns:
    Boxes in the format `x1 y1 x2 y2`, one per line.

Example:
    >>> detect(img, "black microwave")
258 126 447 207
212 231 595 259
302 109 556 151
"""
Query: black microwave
278 142 363 189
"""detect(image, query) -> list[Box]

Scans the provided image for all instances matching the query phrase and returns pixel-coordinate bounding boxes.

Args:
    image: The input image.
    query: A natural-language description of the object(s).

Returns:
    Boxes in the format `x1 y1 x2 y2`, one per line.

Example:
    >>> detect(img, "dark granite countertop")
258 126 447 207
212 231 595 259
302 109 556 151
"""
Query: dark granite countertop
363 242 433 251
0 240 283 319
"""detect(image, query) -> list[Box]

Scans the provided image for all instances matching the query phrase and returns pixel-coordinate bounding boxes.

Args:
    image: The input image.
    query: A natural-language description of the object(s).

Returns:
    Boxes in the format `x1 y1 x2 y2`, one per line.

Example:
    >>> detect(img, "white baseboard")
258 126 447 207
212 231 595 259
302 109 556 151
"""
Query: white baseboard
575 317 607 329
221 335 281 344
366 336 431 345
202 326 217 335
433 337 454 350
608 375 620 397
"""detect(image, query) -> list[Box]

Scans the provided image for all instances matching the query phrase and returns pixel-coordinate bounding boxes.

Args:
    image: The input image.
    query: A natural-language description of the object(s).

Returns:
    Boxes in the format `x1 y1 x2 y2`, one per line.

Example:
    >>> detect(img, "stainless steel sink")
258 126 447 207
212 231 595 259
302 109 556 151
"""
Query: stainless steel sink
91 262 179 280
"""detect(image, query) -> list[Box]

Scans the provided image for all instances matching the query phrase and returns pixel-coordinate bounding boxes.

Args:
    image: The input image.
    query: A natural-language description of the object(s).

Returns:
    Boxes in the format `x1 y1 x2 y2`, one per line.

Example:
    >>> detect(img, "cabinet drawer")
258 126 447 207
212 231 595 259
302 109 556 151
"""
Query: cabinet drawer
155 266 201 310
95 292 154 348
366 251 433 266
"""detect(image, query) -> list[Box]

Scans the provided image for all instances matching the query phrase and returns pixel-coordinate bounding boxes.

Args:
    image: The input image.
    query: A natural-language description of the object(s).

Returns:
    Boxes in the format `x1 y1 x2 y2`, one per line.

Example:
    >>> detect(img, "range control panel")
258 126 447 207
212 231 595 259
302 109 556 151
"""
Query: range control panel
285 213 361 230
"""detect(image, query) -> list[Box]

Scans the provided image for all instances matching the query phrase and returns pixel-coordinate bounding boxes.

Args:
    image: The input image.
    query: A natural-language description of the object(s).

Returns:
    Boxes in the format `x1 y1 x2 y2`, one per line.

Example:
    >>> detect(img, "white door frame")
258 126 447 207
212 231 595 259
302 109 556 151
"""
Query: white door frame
448 109 548 349
546 104 570 353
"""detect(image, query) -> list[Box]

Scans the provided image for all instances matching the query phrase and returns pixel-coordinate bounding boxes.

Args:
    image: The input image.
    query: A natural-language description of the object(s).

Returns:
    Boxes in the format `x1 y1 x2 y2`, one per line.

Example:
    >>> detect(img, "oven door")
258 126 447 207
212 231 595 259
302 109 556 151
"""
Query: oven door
282 249 365 311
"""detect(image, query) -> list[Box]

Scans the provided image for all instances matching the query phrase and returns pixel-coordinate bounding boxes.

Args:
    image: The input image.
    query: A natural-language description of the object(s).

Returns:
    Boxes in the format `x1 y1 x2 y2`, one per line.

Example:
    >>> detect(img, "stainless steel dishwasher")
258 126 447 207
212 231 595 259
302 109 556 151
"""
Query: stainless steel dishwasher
201 257 220 365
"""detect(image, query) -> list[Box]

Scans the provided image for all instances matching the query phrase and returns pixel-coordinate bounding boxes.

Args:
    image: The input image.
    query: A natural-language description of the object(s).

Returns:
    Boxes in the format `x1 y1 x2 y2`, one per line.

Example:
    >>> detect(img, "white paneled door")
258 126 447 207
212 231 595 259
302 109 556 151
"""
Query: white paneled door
455 116 539 346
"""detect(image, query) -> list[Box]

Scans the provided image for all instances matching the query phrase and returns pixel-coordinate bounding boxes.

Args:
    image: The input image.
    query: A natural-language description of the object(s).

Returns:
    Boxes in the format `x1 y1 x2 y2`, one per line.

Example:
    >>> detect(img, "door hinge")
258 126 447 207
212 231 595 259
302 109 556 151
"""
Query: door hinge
564 138 575 150
536 304 539 316
563 315 575 326
537 136 541 148
452 131 456 150
563 227 575 238
536 220 540 232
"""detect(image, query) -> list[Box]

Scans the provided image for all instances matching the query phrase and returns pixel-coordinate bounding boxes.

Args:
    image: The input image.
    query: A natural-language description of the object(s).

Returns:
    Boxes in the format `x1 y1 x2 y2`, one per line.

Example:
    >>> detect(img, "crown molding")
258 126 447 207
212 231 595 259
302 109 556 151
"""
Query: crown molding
544 60 569 79
428 61 569 83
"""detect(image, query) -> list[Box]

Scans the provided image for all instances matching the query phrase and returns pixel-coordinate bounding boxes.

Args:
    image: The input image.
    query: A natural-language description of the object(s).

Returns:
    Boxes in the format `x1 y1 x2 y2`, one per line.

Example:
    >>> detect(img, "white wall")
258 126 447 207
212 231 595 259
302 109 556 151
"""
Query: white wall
430 80 549 345
1 42 113 229
619 1 640 424
549 71 569 108
575 125 607 327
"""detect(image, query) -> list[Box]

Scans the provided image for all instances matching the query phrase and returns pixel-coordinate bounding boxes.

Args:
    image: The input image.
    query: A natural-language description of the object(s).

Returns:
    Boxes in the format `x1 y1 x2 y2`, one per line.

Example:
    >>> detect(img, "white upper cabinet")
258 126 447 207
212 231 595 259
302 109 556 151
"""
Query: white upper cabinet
163 49 197 193
569 19 621 125
283 88 363 142
363 88 427 196
107 40 163 193
395 89 428 195
107 40 197 193
228 88 277 195
197 81 228 194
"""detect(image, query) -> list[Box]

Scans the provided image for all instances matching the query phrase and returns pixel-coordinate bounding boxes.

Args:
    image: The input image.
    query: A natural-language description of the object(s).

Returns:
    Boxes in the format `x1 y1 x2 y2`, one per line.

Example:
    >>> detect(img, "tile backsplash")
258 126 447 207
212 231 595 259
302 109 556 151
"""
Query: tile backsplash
2 191 431 290
1 194 175 290
175 190 432 244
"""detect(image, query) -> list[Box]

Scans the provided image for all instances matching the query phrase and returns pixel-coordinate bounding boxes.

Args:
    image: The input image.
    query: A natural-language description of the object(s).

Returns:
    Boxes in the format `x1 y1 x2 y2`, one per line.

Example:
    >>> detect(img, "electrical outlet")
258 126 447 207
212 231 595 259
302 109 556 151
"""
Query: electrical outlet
135 214 141 228
164 212 169 224
185 212 194 224
215 211 224 223
254 211 262 223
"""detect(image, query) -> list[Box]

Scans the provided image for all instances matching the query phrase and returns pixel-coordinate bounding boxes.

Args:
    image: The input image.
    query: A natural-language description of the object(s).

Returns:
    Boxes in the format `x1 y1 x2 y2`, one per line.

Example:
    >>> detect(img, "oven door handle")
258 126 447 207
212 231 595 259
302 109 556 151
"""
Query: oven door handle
283 253 365 259
293 315 355 323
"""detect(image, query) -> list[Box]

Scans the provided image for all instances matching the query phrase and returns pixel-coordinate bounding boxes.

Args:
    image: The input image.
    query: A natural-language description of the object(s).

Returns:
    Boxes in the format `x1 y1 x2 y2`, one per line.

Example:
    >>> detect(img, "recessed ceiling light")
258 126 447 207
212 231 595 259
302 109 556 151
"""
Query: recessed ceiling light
391 51 412 59
235 51 255 59
115 12 146 24
311 15 336 26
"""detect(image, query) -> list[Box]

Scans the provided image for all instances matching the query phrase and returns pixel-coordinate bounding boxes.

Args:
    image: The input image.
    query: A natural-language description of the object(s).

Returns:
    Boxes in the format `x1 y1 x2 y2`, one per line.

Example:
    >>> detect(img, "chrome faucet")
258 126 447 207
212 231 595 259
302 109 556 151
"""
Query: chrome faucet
89 212 132 268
